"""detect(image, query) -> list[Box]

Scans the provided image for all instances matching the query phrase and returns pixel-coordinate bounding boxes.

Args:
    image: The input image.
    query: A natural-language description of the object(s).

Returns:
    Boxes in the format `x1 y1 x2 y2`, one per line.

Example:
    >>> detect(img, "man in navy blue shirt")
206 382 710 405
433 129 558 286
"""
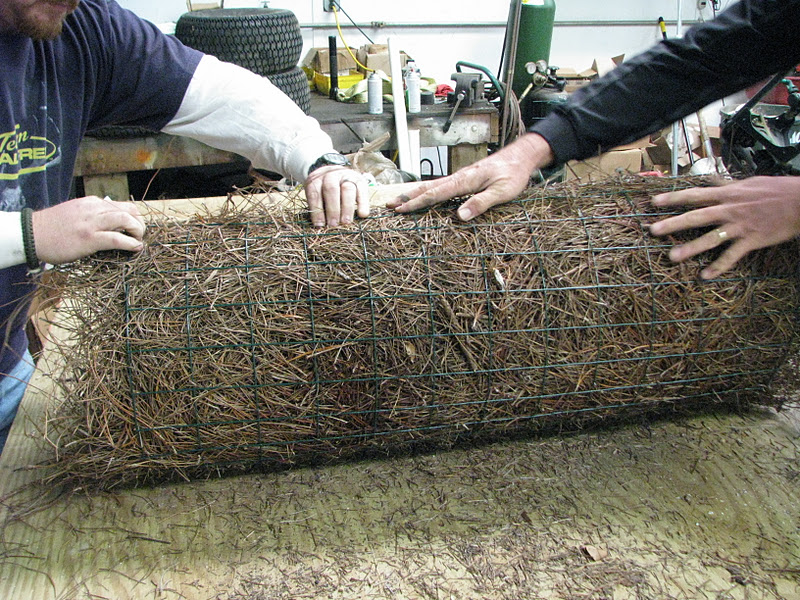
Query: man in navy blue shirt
0 0 370 452
391 0 800 281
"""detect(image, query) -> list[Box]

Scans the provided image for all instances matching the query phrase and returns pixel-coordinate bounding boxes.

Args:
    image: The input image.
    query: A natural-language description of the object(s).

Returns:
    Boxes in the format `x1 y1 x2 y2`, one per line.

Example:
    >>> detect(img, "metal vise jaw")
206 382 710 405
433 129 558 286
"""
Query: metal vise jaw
443 72 484 133
450 72 485 107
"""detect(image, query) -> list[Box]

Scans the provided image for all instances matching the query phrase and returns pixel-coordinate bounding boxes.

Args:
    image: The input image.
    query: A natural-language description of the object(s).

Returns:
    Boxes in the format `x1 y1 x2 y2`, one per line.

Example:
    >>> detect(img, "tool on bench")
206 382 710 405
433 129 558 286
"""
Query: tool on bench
443 72 485 133
328 35 339 101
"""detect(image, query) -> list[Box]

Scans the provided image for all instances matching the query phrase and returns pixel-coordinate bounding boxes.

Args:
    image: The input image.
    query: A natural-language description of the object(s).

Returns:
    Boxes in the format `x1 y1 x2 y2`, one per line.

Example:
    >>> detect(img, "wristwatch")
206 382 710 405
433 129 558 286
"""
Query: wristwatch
308 152 351 176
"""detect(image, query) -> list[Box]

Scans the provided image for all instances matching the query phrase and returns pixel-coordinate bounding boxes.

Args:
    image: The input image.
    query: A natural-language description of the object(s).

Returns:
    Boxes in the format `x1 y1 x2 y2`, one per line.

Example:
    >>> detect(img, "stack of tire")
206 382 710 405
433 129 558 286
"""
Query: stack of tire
86 8 308 139
174 8 310 114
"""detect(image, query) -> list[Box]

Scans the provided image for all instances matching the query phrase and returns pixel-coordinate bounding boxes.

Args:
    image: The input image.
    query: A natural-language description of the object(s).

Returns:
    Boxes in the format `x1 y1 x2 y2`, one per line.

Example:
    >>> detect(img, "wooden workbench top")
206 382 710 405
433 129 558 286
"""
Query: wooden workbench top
1 187 799 600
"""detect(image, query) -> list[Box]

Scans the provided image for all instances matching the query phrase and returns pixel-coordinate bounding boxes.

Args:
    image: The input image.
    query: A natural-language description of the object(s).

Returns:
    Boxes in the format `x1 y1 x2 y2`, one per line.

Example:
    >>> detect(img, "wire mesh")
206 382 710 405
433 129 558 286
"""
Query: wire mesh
43 177 800 488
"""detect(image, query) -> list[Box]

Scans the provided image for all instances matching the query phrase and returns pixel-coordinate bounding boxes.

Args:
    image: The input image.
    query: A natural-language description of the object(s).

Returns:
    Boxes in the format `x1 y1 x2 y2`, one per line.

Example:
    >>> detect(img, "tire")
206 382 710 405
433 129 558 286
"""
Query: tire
86 11 309 138
175 8 303 76
267 67 312 115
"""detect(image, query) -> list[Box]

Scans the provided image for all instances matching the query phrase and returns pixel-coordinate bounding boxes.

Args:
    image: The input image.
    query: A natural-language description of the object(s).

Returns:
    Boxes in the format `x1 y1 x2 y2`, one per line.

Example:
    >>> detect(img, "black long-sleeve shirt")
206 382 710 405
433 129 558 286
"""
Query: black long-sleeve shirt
530 0 800 164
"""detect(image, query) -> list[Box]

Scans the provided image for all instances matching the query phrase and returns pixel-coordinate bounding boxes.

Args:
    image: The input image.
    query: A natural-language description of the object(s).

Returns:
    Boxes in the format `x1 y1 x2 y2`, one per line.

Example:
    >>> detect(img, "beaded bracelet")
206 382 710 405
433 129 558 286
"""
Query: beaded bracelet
20 207 41 273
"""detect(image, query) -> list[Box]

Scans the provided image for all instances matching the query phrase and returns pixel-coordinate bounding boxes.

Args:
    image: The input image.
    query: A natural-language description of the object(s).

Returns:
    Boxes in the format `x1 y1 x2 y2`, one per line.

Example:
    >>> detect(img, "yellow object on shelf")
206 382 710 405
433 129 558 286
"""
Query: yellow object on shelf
312 70 364 95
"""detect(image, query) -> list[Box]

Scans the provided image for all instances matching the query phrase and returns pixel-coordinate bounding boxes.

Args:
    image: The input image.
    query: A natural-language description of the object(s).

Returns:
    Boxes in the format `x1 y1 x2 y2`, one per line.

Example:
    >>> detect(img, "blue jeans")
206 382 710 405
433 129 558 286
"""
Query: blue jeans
0 350 35 455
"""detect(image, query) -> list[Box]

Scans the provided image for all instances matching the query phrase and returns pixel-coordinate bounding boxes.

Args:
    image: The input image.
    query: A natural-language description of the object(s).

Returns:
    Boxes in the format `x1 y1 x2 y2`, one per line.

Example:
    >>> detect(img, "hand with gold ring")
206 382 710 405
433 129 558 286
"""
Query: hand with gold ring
649 176 800 279
304 165 370 227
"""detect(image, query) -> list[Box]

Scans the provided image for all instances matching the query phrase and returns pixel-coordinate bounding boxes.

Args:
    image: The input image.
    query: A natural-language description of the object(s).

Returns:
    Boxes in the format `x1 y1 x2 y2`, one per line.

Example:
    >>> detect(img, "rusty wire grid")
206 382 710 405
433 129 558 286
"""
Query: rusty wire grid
38 176 800 488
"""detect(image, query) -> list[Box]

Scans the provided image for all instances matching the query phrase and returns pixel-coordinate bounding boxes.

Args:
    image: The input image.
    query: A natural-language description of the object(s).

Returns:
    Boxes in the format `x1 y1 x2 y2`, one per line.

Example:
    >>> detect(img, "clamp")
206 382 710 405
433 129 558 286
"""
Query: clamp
443 72 485 133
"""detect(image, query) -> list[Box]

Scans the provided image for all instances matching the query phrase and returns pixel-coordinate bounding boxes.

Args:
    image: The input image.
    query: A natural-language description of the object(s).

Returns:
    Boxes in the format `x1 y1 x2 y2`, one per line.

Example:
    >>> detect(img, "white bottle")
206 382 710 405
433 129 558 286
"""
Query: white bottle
405 63 421 114
368 72 383 114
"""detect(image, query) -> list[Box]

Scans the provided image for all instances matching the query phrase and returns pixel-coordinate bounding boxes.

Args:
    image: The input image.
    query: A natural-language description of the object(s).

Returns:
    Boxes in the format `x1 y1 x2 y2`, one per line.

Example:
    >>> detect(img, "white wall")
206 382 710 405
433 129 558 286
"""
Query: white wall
120 0 743 173
121 0 740 86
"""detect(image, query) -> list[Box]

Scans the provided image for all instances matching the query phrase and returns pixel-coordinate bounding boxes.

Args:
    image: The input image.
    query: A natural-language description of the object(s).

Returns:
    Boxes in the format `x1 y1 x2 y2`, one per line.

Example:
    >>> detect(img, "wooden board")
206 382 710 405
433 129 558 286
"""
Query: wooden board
133 180 420 218
1 186 799 600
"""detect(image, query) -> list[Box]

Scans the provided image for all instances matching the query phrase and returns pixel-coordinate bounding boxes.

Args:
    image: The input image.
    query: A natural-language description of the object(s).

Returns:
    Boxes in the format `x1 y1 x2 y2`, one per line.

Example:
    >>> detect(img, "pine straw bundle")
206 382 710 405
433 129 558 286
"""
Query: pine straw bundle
40 176 799 489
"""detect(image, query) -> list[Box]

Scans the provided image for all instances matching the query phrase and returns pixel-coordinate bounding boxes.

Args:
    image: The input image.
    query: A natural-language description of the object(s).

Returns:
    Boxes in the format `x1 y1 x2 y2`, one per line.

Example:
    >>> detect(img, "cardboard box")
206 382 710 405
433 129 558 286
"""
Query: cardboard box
554 67 594 93
301 47 357 77
553 55 624 94
647 127 700 169
356 43 410 75
591 54 625 78
313 70 364 95
565 149 644 181
564 135 652 181
613 136 652 151
565 147 646 181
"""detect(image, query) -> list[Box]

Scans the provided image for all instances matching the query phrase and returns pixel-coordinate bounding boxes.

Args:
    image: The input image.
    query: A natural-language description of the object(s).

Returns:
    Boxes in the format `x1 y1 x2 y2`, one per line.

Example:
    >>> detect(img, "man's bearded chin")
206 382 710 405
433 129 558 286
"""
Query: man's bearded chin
19 0 79 40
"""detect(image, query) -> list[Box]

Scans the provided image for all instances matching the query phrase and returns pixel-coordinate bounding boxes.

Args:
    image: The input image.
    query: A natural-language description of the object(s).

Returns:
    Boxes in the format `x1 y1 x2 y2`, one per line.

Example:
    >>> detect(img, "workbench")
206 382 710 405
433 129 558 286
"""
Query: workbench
75 94 500 201
1 187 799 600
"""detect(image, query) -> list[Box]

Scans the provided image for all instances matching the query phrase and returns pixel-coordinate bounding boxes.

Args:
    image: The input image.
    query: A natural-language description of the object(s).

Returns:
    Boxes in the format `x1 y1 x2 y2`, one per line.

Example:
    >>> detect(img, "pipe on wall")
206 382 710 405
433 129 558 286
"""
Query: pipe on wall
298 20 701 30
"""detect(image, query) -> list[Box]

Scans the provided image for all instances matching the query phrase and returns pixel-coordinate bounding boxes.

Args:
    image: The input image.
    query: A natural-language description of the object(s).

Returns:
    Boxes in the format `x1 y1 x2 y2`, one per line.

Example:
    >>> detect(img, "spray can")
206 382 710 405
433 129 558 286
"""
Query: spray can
367 72 383 114
405 63 421 114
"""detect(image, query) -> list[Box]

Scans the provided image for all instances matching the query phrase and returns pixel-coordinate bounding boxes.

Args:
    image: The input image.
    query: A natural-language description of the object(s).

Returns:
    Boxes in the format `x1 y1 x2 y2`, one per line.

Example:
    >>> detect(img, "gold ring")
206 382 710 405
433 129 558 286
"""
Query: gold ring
717 229 729 241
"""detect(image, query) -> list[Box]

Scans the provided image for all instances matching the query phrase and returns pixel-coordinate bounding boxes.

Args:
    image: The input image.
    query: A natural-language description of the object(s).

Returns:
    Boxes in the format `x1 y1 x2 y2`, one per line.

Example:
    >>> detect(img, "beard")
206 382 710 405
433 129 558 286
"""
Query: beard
15 0 79 41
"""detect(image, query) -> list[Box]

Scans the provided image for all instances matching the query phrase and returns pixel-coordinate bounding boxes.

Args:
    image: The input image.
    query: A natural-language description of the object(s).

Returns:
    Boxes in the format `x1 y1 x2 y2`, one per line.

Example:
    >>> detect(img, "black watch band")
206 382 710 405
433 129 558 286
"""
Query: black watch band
20 207 41 273
308 152 351 176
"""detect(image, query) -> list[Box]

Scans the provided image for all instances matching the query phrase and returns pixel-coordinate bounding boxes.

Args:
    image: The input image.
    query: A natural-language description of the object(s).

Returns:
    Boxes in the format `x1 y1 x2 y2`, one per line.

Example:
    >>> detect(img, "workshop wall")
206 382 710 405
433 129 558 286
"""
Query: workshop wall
121 0 733 91
118 0 740 177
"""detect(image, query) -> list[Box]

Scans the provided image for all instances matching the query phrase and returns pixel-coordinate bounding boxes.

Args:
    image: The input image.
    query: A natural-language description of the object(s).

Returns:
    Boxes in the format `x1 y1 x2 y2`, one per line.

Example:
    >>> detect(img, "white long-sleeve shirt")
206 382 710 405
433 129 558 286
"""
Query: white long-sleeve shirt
0 54 336 270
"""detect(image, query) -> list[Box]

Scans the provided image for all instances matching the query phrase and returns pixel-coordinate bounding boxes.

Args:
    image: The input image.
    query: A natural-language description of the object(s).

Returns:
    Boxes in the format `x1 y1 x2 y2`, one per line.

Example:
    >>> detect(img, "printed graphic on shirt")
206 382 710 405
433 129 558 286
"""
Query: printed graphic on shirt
0 124 58 182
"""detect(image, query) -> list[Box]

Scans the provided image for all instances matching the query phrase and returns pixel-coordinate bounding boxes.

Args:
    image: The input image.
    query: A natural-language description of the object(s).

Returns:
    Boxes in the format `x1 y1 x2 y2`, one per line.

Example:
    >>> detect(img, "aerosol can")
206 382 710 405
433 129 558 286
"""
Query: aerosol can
404 61 421 114
368 71 383 114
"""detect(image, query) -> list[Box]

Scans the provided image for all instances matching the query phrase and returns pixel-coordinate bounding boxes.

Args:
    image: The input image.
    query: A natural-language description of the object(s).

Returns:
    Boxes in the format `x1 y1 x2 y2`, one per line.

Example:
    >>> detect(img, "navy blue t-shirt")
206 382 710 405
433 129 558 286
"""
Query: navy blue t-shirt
0 0 202 376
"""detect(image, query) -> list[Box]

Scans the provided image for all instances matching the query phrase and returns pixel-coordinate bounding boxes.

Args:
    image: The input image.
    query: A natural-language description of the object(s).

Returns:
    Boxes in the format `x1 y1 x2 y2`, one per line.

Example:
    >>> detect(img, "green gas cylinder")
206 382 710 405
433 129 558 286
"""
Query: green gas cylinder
511 0 556 99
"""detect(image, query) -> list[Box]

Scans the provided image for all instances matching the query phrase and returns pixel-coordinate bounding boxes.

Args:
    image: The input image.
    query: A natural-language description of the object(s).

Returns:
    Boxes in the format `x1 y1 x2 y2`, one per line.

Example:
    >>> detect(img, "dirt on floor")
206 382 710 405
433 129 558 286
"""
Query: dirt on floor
3 401 798 600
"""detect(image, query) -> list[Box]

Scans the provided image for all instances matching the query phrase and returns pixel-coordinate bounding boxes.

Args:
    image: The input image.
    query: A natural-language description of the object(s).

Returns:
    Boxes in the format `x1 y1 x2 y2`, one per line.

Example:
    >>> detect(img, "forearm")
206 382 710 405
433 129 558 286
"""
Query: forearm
532 0 800 164
162 55 335 182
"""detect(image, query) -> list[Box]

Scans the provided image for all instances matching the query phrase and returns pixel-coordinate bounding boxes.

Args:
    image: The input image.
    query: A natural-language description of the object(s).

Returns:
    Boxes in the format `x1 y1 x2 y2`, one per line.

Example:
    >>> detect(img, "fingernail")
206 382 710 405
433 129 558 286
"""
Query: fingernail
457 207 472 221
387 196 406 209
668 247 682 263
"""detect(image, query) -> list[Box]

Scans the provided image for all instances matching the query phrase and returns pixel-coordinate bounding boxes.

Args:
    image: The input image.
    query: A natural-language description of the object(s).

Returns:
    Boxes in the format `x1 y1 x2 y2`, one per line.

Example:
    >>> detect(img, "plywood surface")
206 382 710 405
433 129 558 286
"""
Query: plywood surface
1 186 799 600
132 180 419 218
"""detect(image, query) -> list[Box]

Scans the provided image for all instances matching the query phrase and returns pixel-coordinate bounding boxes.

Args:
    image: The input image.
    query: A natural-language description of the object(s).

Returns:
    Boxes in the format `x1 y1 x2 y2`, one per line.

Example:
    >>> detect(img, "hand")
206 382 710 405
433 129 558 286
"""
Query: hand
304 166 370 227
649 176 800 279
386 133 555 220
31 196 145 264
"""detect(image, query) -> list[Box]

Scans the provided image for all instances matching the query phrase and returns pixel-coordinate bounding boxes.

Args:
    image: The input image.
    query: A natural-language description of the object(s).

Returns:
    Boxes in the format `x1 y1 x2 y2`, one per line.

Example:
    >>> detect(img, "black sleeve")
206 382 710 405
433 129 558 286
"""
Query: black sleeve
530 0 800 164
